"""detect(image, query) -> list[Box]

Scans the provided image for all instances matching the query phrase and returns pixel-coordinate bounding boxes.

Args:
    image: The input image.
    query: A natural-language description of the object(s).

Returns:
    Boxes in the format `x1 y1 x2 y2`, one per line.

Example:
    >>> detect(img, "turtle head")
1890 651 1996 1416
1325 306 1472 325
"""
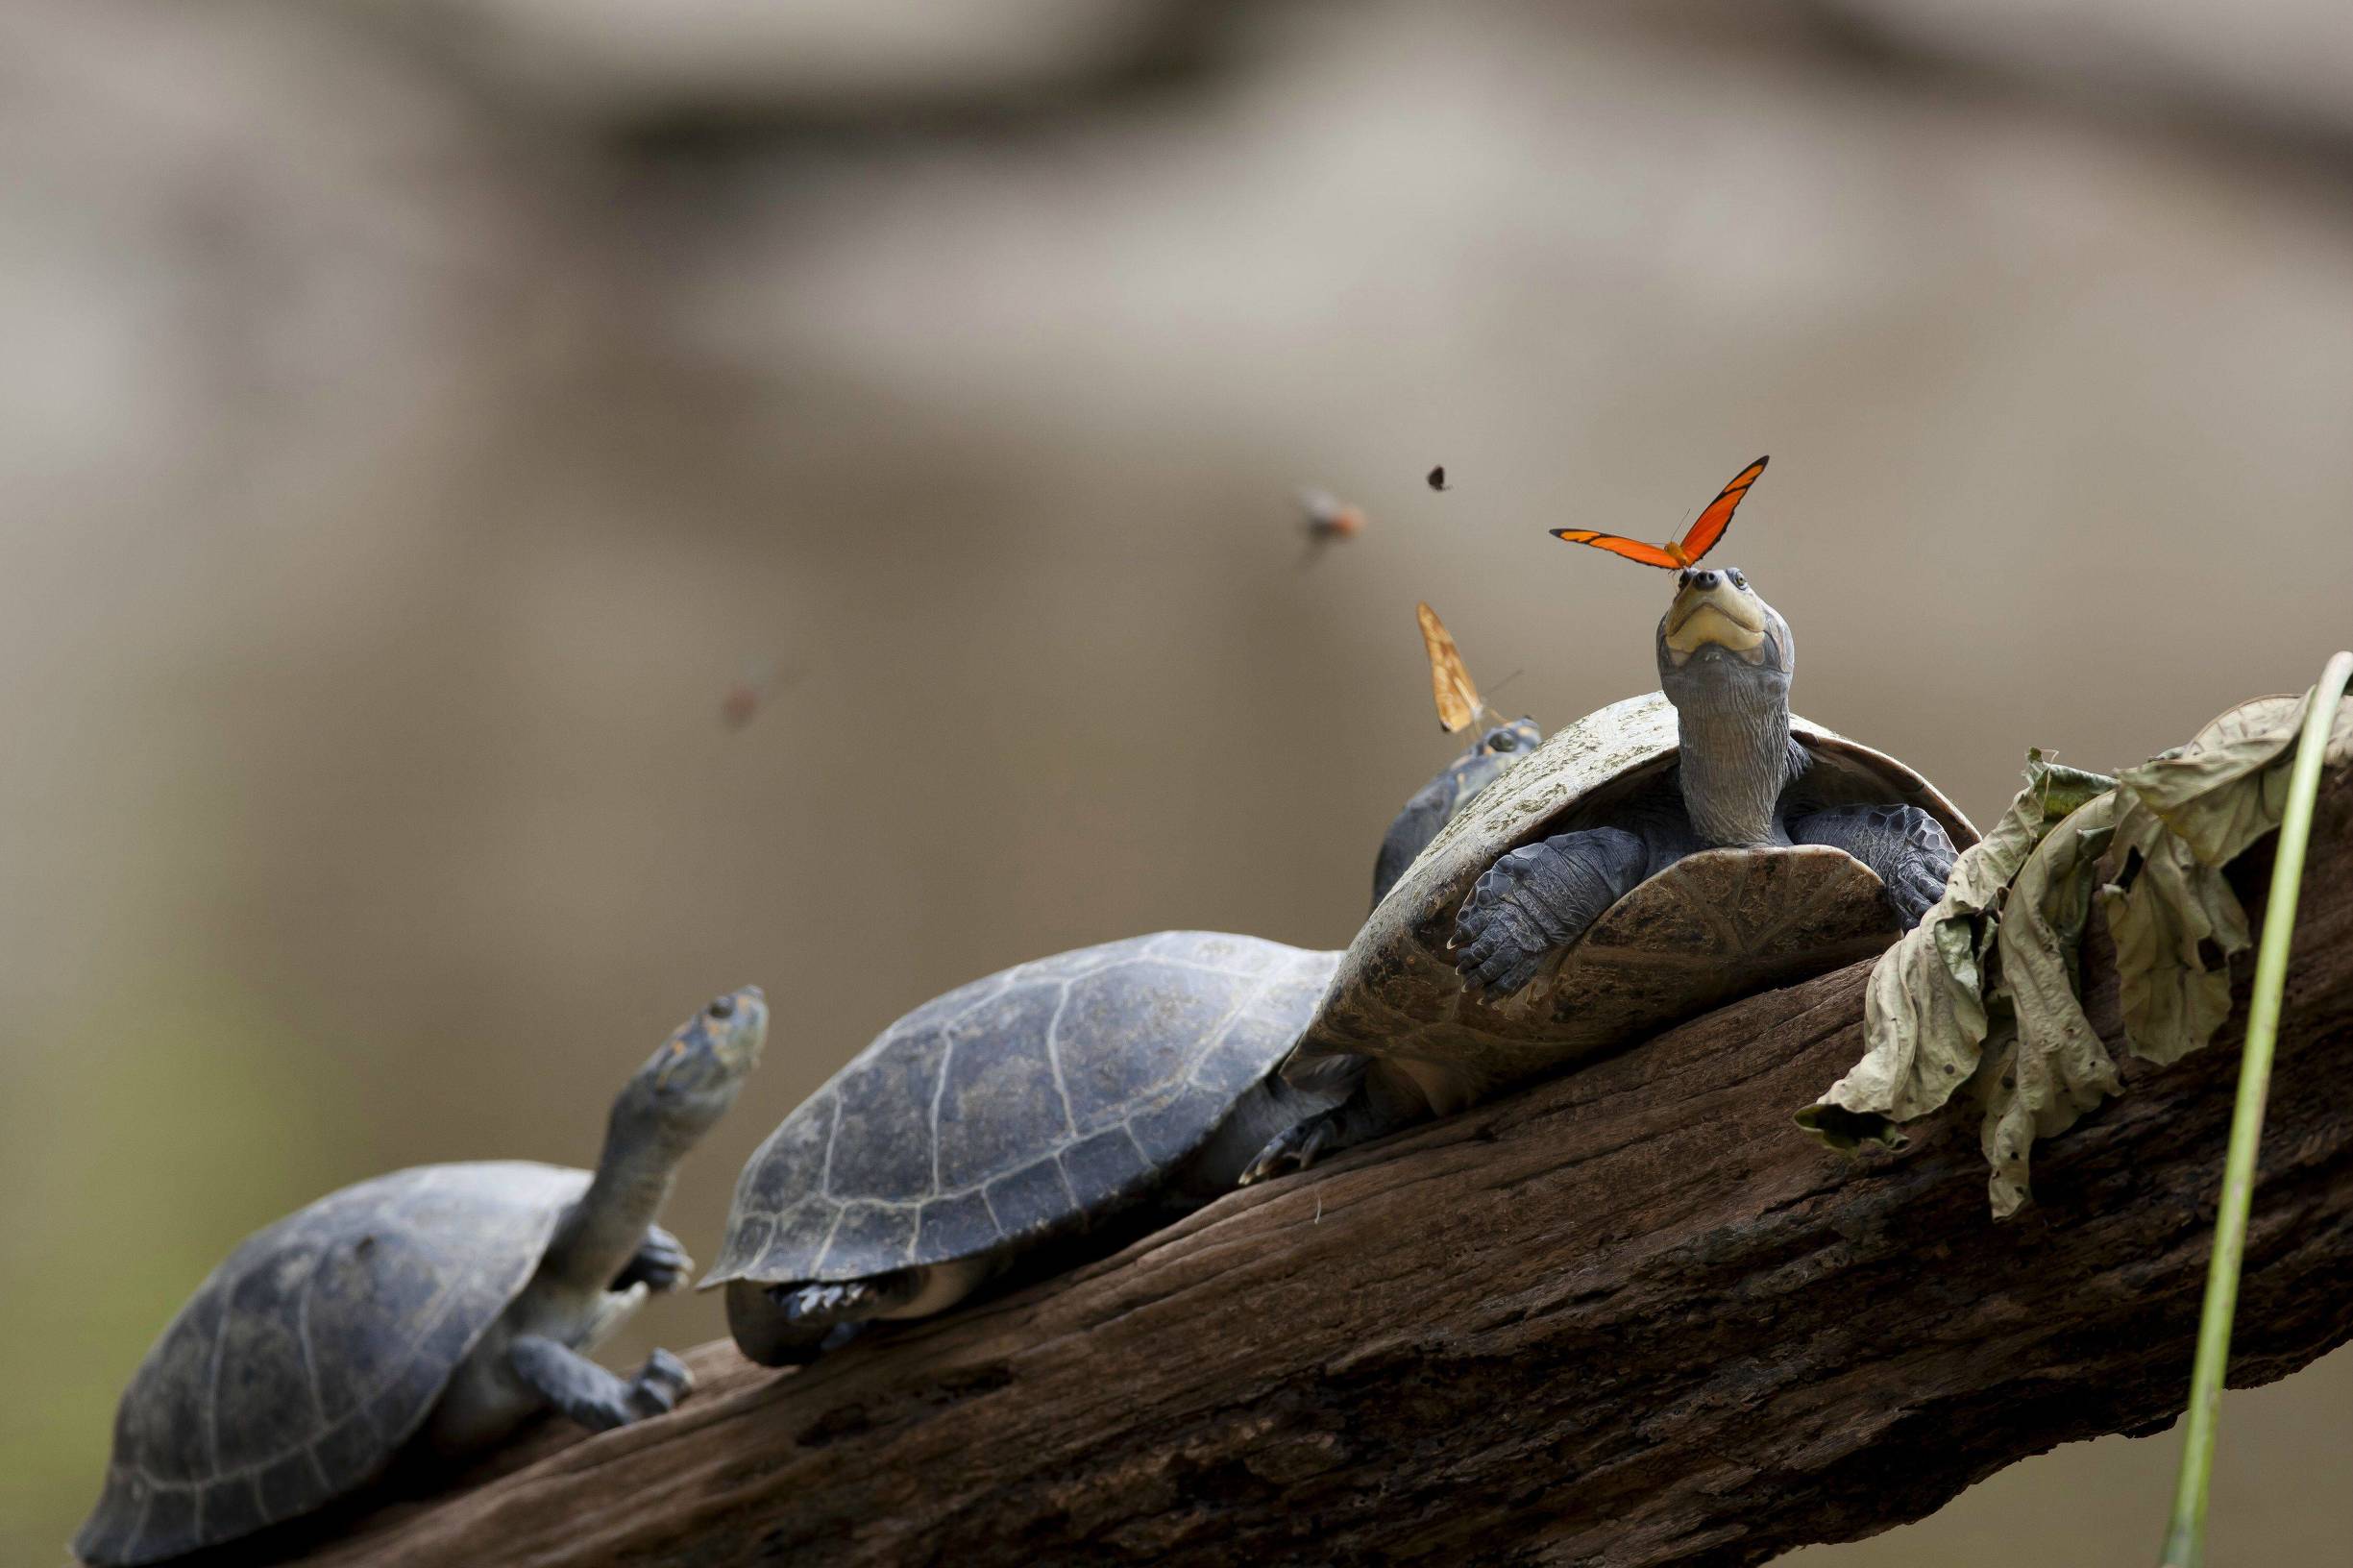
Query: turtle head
1473 716 1541 761
616 987 769 1151
1655 566 1794 701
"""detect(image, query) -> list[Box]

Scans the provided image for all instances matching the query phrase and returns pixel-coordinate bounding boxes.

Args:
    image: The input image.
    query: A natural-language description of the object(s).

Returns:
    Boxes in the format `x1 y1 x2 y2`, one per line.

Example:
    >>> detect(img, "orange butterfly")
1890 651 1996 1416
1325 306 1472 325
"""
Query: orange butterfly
1551 456 1768 569
1416 601 1484 733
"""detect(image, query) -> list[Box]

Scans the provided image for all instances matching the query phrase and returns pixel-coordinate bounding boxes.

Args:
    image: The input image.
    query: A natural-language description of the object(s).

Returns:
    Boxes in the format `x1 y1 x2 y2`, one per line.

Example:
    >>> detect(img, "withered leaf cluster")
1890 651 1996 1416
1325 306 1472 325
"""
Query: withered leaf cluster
1800 692 2353 1216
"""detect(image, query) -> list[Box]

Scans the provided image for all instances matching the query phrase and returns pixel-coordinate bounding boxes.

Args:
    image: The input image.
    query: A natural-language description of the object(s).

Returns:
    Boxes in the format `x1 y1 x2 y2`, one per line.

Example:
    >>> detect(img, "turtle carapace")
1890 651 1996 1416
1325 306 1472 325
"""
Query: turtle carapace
1245 568 1974 1181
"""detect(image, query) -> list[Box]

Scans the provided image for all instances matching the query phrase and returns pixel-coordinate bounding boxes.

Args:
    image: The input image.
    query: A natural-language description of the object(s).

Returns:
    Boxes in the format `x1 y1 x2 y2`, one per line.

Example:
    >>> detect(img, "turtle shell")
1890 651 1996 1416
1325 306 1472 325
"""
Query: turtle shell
1291 692 1979 1103
702 932 1338 1289
74 1161 585 1567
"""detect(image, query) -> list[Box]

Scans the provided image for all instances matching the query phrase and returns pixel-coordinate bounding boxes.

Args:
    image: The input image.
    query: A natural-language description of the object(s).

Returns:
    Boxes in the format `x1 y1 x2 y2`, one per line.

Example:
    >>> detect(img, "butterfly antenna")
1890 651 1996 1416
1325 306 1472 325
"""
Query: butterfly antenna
1479 668 1527 725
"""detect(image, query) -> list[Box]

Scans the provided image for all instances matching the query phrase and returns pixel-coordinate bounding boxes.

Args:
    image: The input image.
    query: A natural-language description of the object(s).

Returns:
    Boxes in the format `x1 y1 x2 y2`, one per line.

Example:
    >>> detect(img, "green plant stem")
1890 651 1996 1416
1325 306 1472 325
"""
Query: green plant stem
2157 650 2352 1568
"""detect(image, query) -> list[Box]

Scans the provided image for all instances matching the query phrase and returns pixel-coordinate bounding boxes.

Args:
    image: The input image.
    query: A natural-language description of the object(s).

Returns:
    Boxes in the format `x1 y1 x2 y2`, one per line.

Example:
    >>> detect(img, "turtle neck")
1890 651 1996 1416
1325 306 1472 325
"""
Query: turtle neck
1670 667 1794 847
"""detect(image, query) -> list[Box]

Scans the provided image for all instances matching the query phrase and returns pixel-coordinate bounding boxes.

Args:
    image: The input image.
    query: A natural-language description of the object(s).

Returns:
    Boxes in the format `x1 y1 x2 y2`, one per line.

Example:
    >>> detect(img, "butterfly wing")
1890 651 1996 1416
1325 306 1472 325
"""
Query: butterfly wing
1548 530 1687 569
1416 601 1483 733
1676 455 1768 564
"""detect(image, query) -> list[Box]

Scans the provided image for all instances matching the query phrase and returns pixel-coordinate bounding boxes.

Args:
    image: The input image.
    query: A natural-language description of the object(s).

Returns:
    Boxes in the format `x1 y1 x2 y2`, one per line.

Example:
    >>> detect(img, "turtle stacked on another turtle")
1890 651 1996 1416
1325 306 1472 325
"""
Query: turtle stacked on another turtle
1373 715 1540 909
703 720 1544 1365
1242 561 1974 1181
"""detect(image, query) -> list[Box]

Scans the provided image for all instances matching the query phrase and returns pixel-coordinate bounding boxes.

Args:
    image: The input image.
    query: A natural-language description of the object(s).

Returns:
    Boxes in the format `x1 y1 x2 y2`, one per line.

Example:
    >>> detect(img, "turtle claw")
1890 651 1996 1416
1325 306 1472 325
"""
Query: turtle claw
1451 854 1571 1003
1462 947 1543 1005
1791 802 1956 933
625 1348 693 1420
1452 827 1654 1005
1452 916 1545 1004
616 1226 693 1293
778 1280 873 1326
1887 868 1947 929
1241 1115 1332 1186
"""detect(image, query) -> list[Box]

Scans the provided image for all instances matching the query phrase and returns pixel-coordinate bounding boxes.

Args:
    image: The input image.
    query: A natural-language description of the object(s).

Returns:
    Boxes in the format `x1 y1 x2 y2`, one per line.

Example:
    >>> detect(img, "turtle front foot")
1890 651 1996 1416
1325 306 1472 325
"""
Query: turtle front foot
1241 1114 1335 1186
1791 803 1956 929
624 1348 694 1420
775 1279 889 1327
613 1225 693 1293
1451 827 1650 1003
510 1335 695 1433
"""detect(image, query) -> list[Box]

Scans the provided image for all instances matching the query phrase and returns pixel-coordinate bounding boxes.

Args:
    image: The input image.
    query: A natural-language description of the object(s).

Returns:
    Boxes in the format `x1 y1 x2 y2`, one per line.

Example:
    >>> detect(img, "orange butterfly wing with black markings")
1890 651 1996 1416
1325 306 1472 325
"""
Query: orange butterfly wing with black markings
1550 455 1769 569
1545 531 1686 568
1416 601 1483 733
1676 455 1767 563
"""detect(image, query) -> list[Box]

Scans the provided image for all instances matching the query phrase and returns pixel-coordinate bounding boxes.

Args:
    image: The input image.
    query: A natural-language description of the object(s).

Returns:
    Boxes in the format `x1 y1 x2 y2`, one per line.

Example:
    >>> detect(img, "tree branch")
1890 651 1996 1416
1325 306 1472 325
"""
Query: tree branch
283 771 2353 1568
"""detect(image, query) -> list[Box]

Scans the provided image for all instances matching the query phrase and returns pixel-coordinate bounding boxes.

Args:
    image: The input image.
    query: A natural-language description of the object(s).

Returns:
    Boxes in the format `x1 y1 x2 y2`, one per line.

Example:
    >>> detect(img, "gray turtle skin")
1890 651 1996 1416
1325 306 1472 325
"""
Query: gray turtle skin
704 933 1340 1365
1372 717 1543 910
74 990 767 1566
1244 568 1977 1183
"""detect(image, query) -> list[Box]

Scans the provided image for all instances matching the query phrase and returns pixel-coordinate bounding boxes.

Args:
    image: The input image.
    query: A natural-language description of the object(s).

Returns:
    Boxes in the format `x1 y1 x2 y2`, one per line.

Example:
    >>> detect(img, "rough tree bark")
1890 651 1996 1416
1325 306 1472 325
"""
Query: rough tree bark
280 771 2353 1568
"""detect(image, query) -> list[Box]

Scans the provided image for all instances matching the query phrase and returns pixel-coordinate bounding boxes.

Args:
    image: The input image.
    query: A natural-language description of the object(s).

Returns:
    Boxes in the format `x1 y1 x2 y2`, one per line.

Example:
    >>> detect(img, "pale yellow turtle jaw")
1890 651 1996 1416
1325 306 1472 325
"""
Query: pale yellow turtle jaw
1661 581 1769 667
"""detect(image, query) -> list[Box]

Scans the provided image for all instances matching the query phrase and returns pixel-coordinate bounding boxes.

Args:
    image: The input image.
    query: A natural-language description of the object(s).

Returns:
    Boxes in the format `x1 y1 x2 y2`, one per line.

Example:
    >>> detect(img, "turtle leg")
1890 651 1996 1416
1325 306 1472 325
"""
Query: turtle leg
1451 826 1652 1001
509 1335 693 1433
772 1272 922 1329
1790 803 1956 926
1239 1058 1434 1185
725 1276 923 1368
609 1224 692 1293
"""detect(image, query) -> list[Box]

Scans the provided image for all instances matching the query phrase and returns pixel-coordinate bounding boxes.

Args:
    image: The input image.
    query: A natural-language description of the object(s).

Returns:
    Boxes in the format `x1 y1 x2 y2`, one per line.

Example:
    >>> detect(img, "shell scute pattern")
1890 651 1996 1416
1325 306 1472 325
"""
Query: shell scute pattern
1057 960 1246 1126
819 1203 919 1276
831 1018 957 1198
981 1157 1075 1239
213 1267 316 1467
1419 697 1673 865
936 982 1070 1190
1190 1007 1293 1097
739 1096 831 1213
913 1188 998 1259
761 1202 836 1271
1129 1088 1227 1165
251 1454 318 1533
1059 1125 1154 1213
76 1162 585 1567
706 934 1340 1286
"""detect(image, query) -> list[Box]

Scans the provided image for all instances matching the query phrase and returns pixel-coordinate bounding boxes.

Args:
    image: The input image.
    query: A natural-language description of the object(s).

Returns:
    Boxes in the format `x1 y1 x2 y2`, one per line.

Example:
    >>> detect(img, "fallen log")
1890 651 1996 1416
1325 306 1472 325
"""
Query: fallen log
282 769 2353 1568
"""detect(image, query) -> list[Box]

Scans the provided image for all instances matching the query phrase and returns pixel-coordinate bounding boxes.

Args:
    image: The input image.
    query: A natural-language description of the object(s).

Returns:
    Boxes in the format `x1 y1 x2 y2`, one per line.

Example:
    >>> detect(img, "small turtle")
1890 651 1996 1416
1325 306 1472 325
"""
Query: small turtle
73 989 767 1567
1373 719 1542 910
1244 567 1978 1178
703 934 1341 1364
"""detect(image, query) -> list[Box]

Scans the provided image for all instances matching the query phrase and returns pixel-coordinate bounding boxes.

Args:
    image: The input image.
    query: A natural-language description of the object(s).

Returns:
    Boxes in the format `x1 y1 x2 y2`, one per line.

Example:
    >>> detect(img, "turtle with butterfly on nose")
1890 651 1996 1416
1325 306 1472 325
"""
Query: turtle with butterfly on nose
1243 456 1978 1178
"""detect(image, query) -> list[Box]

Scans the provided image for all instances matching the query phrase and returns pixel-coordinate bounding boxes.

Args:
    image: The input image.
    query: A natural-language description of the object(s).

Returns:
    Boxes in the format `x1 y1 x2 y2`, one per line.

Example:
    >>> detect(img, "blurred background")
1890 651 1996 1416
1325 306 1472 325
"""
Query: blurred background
5 0 2350 1561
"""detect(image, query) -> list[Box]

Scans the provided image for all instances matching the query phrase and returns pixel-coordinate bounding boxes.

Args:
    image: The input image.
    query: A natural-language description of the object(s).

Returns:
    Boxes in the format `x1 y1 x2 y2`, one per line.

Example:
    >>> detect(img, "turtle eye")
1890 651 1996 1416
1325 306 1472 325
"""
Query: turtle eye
1490 732 1517 752
1728 570 1748 589
707 996 735 1020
